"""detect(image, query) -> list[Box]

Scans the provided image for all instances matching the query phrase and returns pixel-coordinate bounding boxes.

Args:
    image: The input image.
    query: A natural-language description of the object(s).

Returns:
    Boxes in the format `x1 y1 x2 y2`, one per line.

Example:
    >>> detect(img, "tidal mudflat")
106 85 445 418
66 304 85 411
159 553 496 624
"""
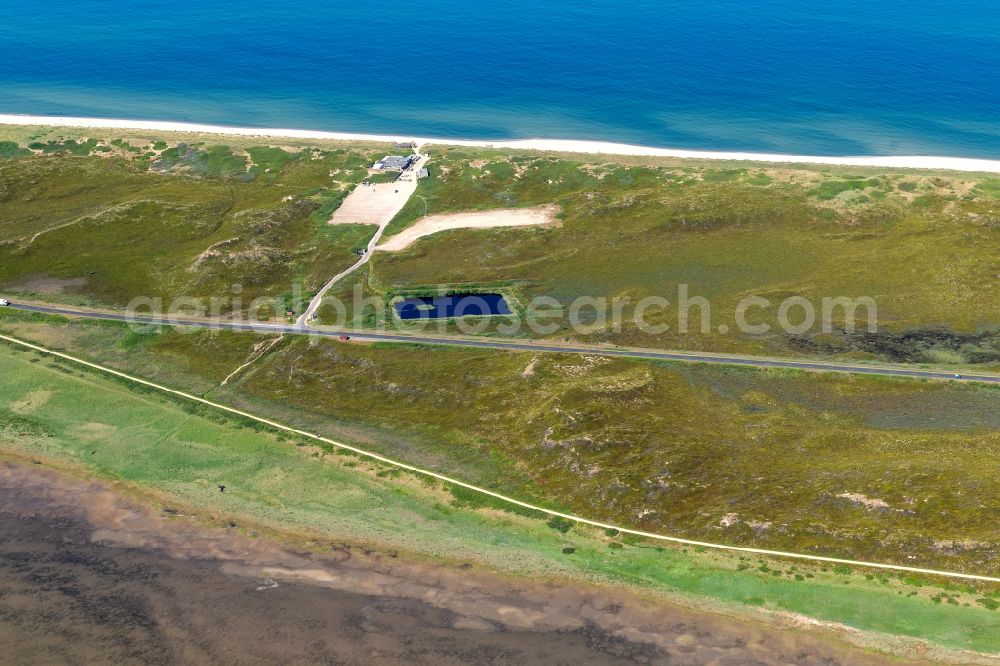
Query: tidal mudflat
0 458 914 665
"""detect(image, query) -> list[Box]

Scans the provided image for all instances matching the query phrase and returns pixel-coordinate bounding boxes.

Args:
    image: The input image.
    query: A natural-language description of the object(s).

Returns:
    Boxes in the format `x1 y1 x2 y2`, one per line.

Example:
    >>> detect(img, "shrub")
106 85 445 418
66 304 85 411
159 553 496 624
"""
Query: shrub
977 597 1000 611
547 516 574 533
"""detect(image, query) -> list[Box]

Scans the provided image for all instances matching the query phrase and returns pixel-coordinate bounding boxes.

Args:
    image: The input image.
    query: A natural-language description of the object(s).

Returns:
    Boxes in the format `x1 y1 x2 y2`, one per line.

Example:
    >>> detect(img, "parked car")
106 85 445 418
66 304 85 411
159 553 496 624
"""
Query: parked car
0 298 10 306
338 335 351 341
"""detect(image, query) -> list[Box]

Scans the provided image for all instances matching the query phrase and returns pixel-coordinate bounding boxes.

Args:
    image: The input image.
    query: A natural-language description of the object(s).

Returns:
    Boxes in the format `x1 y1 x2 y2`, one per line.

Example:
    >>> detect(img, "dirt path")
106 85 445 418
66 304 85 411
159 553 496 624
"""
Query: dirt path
297 153 429 325
376 205 559 252
219 334 283 386
5 332 1000 586
328 156 427 226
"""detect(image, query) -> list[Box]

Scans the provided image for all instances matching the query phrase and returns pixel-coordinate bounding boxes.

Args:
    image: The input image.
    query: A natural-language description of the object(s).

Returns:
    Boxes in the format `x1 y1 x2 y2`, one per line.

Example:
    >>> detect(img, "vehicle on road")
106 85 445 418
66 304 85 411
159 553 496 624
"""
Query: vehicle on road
338 335 351 341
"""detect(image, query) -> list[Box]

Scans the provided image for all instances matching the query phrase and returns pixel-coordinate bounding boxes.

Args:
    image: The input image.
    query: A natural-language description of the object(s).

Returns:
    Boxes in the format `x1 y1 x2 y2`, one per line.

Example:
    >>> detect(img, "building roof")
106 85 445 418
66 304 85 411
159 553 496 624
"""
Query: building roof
374 155 414 170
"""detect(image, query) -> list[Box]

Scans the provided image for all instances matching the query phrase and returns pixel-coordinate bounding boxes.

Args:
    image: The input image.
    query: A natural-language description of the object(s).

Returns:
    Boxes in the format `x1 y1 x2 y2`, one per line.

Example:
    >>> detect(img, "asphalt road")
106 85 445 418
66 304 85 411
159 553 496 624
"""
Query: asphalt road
6 302 1000 384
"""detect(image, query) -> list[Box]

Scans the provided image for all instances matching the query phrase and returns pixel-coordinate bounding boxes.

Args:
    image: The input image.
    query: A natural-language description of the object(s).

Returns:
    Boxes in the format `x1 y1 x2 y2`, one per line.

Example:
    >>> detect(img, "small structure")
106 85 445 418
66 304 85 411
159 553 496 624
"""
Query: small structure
372 155 416 172
394 141 415 149
418 168 429 179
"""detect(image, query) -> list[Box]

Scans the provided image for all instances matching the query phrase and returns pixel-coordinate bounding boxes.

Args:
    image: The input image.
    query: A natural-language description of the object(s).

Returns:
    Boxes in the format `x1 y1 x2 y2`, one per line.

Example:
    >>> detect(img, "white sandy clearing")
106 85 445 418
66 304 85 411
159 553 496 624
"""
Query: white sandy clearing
4 114 1000 173
329 156 427 226
377 205 559 252
295 154 428 324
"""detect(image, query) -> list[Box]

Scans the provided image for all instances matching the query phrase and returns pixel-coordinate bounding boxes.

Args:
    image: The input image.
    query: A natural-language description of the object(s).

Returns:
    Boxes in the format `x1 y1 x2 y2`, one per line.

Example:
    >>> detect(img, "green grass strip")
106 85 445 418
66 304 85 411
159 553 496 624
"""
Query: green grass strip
2 331 999 584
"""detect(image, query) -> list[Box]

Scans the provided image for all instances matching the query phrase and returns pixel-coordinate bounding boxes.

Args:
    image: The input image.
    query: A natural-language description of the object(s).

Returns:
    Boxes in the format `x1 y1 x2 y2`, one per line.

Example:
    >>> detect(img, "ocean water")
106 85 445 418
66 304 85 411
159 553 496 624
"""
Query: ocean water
2 0 999 157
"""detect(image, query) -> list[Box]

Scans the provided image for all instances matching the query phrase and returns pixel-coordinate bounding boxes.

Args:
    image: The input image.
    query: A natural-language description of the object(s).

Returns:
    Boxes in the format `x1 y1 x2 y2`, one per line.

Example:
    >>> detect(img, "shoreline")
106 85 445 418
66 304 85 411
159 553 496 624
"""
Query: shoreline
0 455 942 664
3 336 1000 662
3 113 1000 173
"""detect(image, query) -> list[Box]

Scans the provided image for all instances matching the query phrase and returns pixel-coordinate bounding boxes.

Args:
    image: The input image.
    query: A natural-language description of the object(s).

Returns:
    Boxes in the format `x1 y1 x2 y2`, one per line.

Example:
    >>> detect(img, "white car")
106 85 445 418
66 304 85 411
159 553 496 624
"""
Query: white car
0 299 10 306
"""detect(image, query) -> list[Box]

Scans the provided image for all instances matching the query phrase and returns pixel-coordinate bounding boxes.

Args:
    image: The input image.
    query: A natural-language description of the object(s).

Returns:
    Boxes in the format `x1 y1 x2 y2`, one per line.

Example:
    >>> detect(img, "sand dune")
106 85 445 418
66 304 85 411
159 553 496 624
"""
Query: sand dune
377 205 559 252
3 114 1000 173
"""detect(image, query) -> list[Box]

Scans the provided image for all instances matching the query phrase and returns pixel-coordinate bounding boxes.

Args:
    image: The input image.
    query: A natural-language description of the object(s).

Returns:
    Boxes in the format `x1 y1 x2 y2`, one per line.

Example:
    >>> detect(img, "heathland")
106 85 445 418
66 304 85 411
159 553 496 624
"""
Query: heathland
1 126 998 364
3 311 1000 579
2 126 1000 657
2 323 1000 658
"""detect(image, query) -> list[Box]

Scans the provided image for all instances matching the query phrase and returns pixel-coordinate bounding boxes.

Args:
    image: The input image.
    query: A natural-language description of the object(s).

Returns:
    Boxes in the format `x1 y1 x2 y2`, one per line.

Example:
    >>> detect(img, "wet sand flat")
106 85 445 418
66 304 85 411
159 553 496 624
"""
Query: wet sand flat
0 459 929 665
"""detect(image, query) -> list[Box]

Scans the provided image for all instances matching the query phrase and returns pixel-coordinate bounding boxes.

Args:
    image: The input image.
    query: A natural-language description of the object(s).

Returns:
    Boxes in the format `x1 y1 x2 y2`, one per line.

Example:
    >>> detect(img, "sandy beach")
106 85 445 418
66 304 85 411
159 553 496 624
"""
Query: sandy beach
3 114 1000 173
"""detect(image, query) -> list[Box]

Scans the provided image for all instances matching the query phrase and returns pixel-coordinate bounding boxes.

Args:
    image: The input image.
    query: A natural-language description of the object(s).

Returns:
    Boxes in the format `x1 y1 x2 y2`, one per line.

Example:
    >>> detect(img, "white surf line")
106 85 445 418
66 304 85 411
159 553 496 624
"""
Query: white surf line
3 114 1000 173
3 331 999 584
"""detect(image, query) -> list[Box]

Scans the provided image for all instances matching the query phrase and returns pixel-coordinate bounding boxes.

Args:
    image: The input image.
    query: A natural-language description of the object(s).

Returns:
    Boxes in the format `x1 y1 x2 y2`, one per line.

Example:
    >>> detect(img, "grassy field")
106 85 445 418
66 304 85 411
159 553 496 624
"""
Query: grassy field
3 341 1000 656
3 310 999 578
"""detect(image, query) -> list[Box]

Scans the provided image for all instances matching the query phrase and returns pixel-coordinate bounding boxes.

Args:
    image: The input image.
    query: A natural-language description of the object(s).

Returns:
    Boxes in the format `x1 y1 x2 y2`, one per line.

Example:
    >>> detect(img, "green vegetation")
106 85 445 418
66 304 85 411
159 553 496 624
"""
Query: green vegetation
0 141 30 159
2 129 999 656
2 134 998 361
972 178 1000 199
3 312 999 577
230 338 1000 573
0 136 388 313
365 172 401 185
28 138 101 156
2 342 1000 654
358 147 1000 360
812 176 882 199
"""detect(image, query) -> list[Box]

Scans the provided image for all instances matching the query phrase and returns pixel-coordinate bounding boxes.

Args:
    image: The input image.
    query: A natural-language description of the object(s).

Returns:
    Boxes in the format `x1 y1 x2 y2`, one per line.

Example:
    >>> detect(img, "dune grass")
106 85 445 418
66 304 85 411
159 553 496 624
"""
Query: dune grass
3 130 1000 655
2 134 998 361
0 136 386 314
2 342 1000 655
3 310 999 578
364 147 1000 360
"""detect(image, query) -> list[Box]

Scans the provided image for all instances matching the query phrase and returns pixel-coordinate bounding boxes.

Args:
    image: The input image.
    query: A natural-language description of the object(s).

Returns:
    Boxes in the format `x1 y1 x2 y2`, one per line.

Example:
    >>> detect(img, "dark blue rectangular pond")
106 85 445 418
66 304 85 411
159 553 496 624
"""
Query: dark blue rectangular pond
394 293 512 320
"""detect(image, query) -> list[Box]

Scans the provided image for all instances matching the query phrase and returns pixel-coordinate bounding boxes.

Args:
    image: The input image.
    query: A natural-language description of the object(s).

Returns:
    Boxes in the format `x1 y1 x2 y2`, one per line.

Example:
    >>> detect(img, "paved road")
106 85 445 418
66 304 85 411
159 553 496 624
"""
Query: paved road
6 302 1000 384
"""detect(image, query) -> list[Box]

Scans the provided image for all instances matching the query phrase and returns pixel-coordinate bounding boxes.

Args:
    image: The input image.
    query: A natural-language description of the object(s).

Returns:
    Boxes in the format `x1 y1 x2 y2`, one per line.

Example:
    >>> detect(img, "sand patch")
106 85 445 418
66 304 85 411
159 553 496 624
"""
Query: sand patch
70 422 118 442
838 492 897 512
11 390 52 415
377 205 559 252
328 155 428 226
4 276 87 294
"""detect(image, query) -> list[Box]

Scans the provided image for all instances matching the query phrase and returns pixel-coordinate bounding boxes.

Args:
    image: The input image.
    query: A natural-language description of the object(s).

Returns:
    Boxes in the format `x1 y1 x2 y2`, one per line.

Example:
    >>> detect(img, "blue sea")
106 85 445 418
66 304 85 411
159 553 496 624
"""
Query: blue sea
3 1 999 157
